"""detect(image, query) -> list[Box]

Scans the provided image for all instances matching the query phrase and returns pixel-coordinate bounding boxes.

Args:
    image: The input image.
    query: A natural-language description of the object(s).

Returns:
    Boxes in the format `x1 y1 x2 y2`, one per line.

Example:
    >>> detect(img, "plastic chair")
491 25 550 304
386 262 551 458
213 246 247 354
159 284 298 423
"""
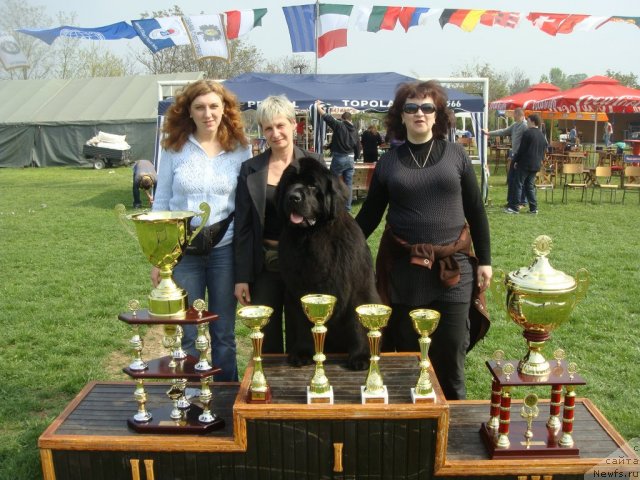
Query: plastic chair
590 166 619 204
621 166 640 204
560 163 587 203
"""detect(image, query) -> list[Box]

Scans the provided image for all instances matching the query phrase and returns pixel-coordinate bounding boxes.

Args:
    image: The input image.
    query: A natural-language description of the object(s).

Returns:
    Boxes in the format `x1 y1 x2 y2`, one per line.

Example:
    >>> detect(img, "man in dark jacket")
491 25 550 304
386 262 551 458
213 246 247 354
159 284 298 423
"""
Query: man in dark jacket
506 114 547 215
132 159 157 208
316 100 360 211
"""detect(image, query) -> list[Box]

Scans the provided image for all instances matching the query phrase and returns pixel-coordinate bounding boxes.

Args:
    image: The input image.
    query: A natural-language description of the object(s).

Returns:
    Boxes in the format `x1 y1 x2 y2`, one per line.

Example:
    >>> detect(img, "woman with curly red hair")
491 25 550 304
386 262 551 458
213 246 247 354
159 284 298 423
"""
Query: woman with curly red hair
152 80 251 382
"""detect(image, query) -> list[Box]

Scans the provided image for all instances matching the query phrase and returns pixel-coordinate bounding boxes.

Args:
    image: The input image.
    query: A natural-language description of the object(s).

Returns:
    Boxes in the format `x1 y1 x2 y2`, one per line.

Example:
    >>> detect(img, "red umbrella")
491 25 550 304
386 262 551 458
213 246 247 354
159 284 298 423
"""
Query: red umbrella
532 76 640 146
531 75 640 114
489 83 561 110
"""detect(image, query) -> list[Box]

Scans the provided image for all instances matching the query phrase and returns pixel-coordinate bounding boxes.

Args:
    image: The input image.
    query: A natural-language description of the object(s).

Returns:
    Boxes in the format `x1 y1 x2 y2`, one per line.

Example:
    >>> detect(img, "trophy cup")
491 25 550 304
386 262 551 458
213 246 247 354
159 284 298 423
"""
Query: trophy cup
481 235 589 459
115 202 210 318
301 294 337 404
238 305 274 403
356 304 392 404
409 308 440 403
494 235 589 376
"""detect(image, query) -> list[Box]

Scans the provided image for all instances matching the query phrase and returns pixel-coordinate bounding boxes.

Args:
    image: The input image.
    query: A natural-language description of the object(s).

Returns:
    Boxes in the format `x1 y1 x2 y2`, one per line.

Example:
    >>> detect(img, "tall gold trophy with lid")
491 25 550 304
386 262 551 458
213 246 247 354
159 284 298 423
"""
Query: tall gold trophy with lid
481 235 589 458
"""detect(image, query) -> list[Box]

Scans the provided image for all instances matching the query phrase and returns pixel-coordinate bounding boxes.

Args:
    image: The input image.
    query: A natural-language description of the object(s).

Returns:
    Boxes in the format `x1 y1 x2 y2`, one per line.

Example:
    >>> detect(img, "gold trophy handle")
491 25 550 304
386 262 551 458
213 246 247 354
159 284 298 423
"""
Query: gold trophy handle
491 268 506 295
574 268 589 303
187 202 211 245
114 204 137 239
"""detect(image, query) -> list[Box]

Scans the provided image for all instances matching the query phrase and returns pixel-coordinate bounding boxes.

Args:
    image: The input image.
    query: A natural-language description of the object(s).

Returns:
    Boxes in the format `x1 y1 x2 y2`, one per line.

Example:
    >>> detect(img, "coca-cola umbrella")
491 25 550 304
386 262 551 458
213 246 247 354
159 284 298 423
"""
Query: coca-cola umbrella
531 75 640 145
489 83 561 111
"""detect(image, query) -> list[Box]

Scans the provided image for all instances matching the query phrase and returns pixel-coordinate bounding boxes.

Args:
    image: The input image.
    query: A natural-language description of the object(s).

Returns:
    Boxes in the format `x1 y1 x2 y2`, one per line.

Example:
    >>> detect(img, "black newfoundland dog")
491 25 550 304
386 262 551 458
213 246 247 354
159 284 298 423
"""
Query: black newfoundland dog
277 157 379 371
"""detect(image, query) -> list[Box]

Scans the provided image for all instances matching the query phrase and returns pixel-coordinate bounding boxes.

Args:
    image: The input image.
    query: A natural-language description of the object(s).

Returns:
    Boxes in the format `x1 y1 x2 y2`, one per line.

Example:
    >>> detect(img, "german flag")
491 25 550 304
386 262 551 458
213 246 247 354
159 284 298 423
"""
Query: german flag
439 9 487 32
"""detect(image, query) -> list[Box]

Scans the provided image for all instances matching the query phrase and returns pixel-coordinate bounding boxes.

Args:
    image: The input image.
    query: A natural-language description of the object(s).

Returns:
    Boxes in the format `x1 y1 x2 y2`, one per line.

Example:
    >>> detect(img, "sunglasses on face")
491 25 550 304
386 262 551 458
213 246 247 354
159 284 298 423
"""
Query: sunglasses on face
403 103 436 114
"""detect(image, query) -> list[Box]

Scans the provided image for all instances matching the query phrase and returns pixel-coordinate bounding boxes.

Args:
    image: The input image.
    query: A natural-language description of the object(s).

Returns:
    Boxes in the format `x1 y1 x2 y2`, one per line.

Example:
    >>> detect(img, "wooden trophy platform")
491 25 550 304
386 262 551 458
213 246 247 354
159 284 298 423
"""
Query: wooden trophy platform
479 422 579 459
127 403 225 434
123 355 220 379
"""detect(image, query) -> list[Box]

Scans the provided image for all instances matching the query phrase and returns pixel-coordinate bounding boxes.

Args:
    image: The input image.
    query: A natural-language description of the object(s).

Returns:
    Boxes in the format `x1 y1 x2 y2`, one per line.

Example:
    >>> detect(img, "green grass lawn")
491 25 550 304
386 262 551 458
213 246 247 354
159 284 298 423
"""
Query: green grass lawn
0 165 638 479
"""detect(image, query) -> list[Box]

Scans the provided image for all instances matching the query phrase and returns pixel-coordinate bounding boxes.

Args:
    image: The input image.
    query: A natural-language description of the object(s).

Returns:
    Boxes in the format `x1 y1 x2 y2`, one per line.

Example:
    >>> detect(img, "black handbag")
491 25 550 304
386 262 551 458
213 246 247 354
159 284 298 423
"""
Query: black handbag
185 213 234 255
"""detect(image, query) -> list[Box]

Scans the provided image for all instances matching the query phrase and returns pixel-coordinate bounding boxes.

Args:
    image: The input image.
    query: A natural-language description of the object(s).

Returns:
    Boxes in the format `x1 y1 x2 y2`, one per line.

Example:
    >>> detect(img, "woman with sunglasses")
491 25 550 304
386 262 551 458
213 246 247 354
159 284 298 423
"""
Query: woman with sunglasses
355 80 492 400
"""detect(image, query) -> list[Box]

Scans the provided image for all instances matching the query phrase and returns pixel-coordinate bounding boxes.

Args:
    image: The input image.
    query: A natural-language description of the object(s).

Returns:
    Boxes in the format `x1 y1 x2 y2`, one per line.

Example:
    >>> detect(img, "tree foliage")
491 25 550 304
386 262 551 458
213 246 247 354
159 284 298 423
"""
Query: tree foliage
605 69 639 88
538 68 587 89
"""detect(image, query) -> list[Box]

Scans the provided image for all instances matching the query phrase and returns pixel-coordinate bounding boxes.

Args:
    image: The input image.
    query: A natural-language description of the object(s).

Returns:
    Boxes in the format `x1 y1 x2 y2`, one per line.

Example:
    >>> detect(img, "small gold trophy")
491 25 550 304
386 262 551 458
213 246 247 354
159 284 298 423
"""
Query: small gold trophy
238 305 274 403
520 393 540 444
301 294 337 404
116 202 210 318
409 308 440 403
356 304 392 404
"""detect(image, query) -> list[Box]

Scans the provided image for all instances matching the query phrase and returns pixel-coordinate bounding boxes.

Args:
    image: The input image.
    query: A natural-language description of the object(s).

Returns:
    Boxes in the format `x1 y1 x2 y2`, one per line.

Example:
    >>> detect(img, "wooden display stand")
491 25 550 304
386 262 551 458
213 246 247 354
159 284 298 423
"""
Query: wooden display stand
39 354 637 480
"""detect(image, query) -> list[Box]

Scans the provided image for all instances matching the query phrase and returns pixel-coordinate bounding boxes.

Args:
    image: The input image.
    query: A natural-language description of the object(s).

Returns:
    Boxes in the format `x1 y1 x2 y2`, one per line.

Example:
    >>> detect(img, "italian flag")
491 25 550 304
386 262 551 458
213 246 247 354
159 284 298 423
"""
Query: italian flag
225 8 267 39
317 4 353 58
353 6 402 32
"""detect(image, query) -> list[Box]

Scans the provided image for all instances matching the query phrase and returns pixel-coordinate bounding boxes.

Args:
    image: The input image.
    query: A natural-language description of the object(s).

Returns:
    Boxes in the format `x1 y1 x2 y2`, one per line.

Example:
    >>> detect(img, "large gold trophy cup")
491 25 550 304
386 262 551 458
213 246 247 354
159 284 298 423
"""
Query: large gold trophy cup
409 308 440 403
116 203 210 318
495 235 589 376
301 294 337 404
238 305 274 403
356 304 392 404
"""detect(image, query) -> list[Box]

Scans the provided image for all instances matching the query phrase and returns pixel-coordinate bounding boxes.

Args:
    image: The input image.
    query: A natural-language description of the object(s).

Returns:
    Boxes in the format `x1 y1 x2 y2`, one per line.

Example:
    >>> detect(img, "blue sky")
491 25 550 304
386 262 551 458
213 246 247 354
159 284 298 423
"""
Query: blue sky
38 0 640 84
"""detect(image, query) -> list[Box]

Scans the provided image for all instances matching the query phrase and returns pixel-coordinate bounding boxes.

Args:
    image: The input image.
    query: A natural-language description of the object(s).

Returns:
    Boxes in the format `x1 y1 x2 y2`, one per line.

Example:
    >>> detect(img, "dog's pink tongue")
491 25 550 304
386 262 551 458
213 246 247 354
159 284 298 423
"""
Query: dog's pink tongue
290 213 304 224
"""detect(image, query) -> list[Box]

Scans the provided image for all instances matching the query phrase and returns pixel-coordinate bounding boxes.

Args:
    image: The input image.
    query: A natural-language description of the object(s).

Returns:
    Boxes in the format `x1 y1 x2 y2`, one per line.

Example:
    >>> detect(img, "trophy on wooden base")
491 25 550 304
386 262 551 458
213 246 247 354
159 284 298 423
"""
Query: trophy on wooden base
356 304 392 404
238 305 274 403
302 294 337 404
409 308 440 403
481 235 589 459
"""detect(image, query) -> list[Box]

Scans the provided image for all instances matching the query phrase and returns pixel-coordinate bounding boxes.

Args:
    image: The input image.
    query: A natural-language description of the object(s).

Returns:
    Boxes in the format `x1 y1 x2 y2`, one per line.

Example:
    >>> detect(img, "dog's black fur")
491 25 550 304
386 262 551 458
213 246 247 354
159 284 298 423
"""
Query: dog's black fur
277 157 379 371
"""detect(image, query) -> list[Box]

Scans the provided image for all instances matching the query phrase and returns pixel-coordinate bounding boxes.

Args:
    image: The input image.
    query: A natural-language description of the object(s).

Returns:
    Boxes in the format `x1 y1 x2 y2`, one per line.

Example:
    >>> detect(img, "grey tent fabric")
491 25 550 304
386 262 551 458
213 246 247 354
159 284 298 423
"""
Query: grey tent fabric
0 72 203 167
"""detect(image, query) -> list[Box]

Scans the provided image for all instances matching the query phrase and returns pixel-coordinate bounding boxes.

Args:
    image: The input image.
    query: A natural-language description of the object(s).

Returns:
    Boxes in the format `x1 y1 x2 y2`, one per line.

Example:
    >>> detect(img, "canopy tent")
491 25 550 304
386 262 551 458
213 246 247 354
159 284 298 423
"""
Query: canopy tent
158 72 484 114
489 83 561 111
0 72 202 167
531 75 640 145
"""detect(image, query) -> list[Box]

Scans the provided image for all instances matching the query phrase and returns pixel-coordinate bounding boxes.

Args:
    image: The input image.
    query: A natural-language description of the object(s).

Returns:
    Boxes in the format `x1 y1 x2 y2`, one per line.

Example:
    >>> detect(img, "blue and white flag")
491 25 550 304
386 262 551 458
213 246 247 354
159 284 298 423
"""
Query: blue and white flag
132 17 190 53
0 34 29 70
16 22 137 45
183 14 229 61
282 4 316 53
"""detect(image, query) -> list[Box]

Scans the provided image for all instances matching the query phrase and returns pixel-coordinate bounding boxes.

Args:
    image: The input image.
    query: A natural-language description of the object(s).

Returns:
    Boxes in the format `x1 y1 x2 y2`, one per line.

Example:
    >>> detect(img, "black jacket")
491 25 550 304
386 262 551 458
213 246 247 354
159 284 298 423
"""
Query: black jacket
234 146 323 283
513 127 547 172
322 114 361 160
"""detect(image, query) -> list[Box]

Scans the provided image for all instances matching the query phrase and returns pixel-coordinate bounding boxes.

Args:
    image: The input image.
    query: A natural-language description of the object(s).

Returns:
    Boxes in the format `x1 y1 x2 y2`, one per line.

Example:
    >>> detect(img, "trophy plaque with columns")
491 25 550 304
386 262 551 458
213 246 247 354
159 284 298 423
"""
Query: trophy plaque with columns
482 235 589 458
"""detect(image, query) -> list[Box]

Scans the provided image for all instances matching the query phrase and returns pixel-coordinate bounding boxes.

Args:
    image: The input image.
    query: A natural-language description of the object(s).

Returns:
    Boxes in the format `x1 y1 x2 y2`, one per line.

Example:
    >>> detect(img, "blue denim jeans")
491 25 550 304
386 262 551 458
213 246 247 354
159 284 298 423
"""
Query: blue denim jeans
511 168 538 212
330 153 354 212
173 243 238 381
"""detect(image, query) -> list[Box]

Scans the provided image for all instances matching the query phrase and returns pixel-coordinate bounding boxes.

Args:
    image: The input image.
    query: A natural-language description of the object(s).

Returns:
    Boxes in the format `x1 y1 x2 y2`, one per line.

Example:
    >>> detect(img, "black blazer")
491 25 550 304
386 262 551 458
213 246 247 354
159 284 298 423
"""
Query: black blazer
513 127 548 172
234 146 323 284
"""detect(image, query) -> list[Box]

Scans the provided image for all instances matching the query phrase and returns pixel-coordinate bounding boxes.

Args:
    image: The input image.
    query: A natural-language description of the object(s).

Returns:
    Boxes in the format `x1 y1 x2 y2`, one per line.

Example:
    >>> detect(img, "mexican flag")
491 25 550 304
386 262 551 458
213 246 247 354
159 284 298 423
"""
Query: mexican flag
353 6 402 32
317 3 353 58
225 8 267 39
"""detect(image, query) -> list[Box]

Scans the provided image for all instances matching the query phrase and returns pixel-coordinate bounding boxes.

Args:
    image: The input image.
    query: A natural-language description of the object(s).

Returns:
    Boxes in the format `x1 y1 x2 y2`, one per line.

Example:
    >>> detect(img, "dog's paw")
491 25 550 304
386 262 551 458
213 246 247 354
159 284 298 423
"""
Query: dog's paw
287 351 314 368
347 352 370 371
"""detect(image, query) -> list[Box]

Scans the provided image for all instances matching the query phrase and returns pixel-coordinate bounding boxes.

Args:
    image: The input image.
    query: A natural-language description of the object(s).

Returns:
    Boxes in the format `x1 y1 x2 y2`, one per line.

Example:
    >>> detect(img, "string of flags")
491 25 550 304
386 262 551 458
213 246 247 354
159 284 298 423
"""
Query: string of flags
3 5 639 71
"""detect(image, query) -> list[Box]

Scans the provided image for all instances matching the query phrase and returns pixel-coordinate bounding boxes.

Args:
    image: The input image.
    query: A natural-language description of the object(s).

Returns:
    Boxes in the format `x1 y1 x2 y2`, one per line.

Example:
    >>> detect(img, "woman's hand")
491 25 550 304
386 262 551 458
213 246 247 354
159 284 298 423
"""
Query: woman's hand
235 283 251 306
477 265 493 293
151 267 161 287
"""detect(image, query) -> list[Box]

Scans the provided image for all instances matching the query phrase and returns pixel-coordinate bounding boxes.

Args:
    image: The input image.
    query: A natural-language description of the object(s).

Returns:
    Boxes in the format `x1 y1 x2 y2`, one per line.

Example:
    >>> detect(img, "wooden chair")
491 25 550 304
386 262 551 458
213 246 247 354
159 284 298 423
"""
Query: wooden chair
535 170 554 203
560 163 588 203
590 166 619 204
621 166 640 204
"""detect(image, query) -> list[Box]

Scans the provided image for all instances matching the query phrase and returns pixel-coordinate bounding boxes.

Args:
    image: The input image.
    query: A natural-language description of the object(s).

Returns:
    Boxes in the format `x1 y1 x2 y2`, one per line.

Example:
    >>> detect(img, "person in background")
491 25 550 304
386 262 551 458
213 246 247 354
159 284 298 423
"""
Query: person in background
360 125 383 163
604 121 613 147
152 79 251 382
355 80 492 400
506 113 547 215
568 124 578 147
234 95 323 354
482 108 528 209
132 159 157 208
316 101 360 211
